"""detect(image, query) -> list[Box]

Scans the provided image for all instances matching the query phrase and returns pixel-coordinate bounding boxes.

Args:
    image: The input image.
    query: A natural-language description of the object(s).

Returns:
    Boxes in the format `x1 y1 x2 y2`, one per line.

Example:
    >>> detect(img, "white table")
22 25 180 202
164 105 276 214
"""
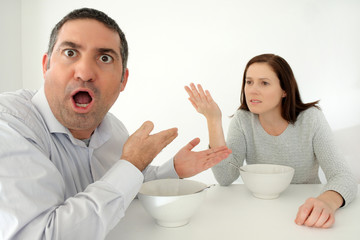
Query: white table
106 184 360 240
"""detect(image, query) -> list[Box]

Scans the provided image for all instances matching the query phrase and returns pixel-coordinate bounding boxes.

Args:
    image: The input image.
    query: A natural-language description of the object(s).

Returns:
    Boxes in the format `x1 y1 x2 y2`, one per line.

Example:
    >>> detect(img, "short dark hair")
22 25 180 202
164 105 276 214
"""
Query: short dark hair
238 54 319 123
47 8 128 79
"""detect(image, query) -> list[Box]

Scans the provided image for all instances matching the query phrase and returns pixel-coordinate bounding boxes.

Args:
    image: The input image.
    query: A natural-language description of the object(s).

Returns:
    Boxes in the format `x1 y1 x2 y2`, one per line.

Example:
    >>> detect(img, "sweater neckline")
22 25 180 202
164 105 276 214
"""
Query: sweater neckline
254 114 291 138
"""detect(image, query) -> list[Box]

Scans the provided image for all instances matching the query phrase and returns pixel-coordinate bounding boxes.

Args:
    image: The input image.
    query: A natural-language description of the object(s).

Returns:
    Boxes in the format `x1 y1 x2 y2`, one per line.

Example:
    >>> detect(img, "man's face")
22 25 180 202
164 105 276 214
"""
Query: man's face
42 19 128 139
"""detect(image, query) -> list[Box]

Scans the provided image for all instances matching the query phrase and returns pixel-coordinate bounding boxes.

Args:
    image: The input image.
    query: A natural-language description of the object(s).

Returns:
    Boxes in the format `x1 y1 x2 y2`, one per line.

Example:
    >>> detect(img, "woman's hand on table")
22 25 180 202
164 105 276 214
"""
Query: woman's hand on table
295 190 344 228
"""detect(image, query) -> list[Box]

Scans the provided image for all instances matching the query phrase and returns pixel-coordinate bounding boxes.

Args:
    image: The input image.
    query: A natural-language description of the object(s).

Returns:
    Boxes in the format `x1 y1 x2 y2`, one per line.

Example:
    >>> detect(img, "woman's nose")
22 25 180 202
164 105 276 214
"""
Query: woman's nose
247 84 260 94
74 57 96 82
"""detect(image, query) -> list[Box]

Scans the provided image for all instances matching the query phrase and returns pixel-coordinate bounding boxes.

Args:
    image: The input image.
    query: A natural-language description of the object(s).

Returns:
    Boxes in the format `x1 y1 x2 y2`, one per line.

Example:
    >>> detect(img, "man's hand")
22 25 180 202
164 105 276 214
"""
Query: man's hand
295 190 343 228
121 121 178 171
174 138 231 178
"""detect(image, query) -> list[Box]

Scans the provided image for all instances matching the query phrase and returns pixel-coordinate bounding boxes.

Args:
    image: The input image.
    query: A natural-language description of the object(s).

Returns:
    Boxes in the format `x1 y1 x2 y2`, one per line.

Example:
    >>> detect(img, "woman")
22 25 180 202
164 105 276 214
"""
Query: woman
185 54 357 228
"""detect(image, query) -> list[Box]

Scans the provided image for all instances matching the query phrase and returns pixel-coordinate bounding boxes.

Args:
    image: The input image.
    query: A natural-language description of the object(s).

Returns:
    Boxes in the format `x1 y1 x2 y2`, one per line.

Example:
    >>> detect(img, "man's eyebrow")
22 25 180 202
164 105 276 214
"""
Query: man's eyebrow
57 41 82 50
56 42 120 60
98 48 120 60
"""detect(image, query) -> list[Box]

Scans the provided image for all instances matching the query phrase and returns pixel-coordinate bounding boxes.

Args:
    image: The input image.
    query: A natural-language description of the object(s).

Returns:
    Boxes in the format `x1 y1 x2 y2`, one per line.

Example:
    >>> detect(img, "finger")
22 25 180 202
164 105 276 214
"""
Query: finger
304 207 322 227
184 86 196 100
183 138 201 151
152 127 178 148
295 203 313 225
205 90 214 103
202 146 230 157
202 152 230 169
322 214 335 228
190 83 200 100
314 211 331 228
197 84 207 101
209 146 231 154
133 121 154 136
188 98 199 110
204 150 230 163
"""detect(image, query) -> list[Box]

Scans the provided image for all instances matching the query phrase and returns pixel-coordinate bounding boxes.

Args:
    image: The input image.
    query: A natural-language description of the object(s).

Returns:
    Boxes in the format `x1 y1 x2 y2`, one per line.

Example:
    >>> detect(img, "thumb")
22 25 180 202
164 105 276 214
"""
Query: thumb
184 138 200 151
134 121 154 136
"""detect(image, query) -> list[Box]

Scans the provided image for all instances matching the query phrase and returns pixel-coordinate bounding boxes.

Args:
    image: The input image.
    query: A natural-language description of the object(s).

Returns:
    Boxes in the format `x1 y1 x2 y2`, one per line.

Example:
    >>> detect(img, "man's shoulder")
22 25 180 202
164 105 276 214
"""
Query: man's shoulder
0 89 44 135
0 89 37 116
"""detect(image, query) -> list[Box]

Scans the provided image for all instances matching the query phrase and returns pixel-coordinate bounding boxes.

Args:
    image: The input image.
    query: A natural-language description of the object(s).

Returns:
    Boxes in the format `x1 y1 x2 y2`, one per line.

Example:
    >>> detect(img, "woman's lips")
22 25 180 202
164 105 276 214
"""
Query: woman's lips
250 99 262 103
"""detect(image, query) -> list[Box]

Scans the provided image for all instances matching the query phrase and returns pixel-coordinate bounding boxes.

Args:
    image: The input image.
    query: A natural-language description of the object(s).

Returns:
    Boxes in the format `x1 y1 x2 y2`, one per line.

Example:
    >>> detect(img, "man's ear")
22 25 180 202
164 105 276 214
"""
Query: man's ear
42 53 49 76
120 68 129 92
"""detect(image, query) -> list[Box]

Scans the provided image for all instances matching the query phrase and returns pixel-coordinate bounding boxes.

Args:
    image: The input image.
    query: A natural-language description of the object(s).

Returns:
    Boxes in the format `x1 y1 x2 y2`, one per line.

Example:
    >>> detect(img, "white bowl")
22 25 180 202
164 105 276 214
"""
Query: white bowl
239 164 294 199
138 179 208 227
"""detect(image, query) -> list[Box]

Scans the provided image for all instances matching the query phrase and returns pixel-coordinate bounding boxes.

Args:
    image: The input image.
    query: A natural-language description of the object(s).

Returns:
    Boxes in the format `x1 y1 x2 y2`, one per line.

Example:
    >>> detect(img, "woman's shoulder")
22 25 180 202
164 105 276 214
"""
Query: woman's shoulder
295 106 327 128
230 109 255 130
233 109 254 119
297 106 324 120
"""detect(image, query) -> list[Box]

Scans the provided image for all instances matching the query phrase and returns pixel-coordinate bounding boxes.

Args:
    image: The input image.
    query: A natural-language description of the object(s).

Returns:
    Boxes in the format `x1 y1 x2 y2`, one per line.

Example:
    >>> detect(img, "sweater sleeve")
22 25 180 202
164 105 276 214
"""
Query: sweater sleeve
212 111 247 186
311 109 357 206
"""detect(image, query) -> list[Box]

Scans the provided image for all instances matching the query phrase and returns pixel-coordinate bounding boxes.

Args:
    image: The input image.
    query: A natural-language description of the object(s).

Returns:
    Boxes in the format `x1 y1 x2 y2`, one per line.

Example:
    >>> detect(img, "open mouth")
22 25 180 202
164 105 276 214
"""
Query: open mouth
250 99 262 103
73 91 93 108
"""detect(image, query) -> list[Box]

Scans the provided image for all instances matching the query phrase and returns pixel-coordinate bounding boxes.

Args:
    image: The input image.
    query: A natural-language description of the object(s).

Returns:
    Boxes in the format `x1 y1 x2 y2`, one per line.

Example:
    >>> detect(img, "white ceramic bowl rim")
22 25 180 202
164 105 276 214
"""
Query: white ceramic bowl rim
241 164 294 175
139 179 208 197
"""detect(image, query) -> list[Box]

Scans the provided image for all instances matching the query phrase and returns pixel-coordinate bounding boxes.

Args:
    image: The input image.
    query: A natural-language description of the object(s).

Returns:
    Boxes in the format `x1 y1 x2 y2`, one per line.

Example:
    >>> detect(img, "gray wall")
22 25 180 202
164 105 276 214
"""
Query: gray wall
0 0 22 92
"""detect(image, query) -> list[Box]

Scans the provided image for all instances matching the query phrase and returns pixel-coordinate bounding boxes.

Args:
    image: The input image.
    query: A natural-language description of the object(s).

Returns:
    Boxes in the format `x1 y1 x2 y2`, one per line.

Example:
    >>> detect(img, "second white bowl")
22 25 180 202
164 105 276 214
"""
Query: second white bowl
240 164 294 199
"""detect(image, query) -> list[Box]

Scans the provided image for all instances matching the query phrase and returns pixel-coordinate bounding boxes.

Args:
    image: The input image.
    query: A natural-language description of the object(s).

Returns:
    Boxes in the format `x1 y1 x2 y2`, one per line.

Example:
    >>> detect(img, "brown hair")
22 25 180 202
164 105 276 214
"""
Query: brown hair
47 8 128 81
238 54 319 123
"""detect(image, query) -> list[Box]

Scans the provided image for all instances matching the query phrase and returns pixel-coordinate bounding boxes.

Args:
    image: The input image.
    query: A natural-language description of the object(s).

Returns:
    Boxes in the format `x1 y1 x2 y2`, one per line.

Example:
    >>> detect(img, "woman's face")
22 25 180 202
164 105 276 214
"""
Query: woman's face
244 63 286 118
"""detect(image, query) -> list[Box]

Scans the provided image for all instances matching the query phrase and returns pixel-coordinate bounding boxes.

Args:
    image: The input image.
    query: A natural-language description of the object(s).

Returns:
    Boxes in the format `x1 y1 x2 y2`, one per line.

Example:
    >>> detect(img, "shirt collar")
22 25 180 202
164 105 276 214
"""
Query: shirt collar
31 86 69 135
31 86 112 148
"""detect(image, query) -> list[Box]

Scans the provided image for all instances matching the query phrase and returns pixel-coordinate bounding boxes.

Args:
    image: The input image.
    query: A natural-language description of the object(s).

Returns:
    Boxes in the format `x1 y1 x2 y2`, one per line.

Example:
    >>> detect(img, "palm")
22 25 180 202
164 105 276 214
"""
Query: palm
174 138 231 178
185 83 221 120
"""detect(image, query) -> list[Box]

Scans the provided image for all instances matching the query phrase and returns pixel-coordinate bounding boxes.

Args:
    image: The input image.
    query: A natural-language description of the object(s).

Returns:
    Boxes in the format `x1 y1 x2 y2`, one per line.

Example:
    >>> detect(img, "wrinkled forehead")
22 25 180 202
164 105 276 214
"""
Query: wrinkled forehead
55 19 122 55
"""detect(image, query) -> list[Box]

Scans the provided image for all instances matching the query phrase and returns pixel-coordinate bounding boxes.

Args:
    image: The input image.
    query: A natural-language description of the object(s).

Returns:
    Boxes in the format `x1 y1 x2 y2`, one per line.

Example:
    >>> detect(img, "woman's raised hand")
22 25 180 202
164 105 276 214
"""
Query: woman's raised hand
184 83 222 120
185 83 226 148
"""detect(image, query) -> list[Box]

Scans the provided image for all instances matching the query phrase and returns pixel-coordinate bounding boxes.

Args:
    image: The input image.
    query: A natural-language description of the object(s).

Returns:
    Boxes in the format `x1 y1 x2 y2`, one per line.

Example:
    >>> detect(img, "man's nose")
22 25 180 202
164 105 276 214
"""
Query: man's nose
74 57 96 82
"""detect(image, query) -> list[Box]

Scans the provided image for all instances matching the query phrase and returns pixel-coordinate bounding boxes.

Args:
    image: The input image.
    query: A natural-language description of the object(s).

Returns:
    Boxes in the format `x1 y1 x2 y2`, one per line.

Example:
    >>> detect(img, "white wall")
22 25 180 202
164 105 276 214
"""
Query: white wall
5 0 360 183
0 0 22 92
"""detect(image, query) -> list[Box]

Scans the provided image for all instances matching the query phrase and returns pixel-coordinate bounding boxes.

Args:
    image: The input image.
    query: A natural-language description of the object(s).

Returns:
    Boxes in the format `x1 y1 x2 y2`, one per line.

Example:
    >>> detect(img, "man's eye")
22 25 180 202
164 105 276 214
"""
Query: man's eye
64 49 77 57
99 55 113 63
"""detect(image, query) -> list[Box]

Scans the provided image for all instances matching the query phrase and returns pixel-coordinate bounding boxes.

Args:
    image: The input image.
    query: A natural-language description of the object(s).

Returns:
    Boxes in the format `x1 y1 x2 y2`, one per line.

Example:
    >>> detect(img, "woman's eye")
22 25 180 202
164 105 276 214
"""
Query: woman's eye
246 80 252 85
64 49 77 57
262 81 269 86
99 55 113 63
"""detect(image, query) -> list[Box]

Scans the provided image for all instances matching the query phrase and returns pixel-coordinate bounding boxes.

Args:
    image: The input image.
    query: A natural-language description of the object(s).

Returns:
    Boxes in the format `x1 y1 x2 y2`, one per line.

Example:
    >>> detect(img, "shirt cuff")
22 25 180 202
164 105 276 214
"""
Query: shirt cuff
156 157 179 179
100 160 144 209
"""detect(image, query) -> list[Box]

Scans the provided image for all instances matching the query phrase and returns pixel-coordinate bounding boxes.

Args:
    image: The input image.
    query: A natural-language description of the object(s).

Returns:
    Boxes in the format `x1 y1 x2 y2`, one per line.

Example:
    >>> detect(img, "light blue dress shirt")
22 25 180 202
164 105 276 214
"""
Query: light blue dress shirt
0 88 178 239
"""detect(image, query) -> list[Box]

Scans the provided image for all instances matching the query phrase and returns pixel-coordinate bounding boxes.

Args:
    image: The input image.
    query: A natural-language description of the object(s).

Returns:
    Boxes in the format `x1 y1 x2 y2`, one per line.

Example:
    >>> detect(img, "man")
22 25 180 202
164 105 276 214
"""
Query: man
0 8 231 239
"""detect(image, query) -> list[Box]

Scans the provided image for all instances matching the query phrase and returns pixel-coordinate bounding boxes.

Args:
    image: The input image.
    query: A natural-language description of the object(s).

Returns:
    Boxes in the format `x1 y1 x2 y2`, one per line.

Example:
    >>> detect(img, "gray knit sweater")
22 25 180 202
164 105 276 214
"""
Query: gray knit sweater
212 107 357 206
